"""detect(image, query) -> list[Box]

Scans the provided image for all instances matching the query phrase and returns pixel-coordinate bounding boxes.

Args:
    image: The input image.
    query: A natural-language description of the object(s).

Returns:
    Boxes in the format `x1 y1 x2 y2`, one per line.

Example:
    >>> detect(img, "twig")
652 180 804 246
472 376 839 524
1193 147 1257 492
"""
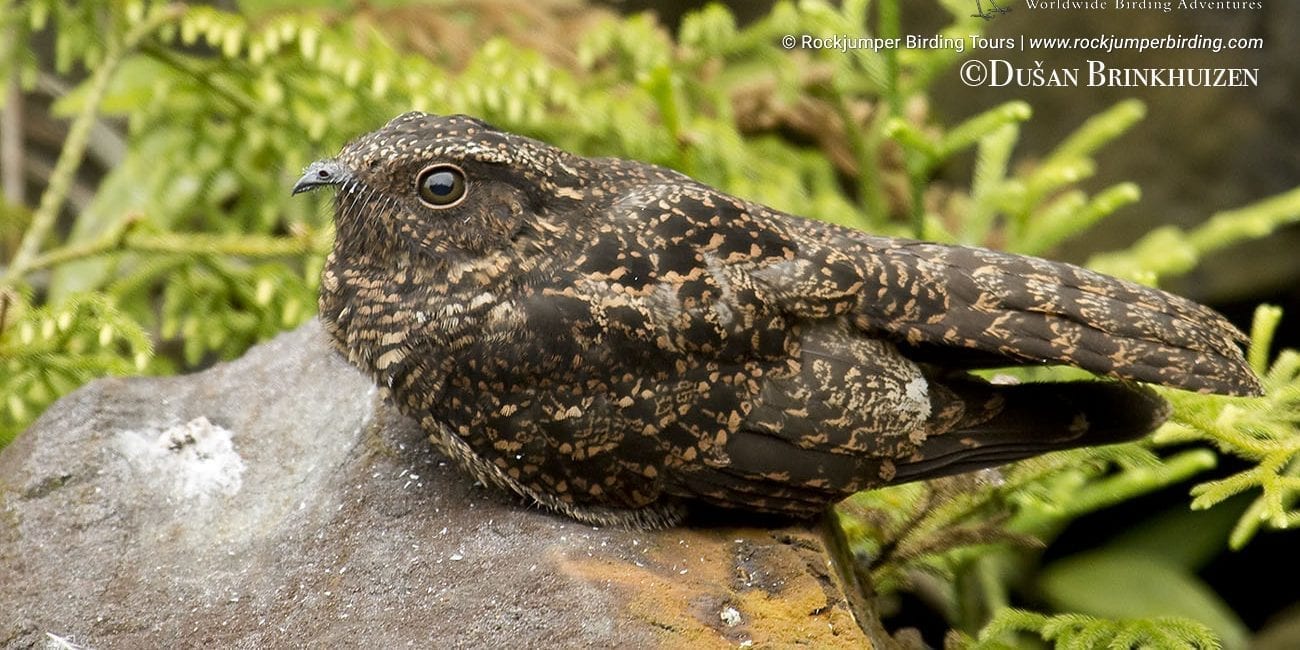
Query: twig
25 227 322 272
139 44 260 116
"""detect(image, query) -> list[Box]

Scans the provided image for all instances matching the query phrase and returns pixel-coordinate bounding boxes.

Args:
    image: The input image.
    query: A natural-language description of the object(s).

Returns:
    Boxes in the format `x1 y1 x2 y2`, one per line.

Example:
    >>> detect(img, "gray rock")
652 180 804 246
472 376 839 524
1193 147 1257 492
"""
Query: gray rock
0 320 872 648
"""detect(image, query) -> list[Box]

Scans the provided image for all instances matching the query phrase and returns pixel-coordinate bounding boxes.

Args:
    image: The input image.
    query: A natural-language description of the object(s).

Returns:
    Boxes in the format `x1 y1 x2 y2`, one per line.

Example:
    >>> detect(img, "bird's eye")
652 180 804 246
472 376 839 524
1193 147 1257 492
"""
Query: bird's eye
415 164 467 208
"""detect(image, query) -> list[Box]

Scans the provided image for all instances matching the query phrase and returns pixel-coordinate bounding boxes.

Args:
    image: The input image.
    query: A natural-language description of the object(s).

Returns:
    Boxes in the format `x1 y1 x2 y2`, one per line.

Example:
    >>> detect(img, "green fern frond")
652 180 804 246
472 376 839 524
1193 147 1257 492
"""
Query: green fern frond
0 291 152 444
959 609 1222 650
1155 305 1300 548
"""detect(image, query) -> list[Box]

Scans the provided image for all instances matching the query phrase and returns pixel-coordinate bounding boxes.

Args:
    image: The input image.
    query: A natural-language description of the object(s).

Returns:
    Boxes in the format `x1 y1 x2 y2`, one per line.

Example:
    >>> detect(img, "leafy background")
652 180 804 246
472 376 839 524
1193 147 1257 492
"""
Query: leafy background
2 1 1299 647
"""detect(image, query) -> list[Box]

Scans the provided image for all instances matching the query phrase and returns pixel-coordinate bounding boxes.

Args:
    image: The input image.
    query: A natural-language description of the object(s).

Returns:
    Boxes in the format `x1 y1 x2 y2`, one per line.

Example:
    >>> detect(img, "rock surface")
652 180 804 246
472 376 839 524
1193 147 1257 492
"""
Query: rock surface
0 320 872 648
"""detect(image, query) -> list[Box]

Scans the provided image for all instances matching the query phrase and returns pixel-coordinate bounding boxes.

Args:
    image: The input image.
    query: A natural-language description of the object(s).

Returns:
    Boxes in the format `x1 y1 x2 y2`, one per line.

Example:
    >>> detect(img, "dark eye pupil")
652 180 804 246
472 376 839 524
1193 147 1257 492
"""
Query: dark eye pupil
416 165 466 207
429 173 455 195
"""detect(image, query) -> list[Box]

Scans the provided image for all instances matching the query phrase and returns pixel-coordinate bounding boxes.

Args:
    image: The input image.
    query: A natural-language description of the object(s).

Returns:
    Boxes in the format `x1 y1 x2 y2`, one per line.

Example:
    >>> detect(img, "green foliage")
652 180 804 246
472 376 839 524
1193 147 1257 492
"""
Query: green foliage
0 289 151 438
1038 551 1247 649
953 609 1221 650
1090 189 1300 286
1158 305 1300 549
839 444 1217 633
2 0 1299 646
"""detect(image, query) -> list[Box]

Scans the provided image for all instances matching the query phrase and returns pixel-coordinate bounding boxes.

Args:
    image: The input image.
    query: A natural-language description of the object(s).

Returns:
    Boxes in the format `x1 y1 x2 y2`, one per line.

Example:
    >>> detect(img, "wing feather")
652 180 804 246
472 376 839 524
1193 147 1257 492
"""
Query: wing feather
765 216 1260 396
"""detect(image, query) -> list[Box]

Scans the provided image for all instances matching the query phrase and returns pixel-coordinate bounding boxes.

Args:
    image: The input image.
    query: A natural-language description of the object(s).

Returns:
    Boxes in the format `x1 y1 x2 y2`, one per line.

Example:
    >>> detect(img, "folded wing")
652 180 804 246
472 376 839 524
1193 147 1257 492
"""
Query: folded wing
772 218 1261 397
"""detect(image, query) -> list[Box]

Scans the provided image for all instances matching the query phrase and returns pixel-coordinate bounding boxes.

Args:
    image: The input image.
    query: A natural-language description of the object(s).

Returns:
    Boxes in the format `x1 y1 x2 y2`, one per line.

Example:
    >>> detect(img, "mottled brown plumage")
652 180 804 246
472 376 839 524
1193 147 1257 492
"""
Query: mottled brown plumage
293 112 1261 528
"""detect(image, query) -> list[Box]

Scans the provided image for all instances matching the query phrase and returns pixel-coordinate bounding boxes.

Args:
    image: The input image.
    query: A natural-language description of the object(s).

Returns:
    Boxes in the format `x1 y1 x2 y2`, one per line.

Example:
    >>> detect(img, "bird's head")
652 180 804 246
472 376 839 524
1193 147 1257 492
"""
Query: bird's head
293 112 592 261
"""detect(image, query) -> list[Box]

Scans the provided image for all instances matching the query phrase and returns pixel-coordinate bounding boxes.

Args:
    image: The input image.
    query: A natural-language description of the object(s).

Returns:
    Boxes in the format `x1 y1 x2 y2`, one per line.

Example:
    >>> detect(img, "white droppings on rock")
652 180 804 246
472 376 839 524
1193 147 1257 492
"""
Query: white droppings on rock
115 417 246 502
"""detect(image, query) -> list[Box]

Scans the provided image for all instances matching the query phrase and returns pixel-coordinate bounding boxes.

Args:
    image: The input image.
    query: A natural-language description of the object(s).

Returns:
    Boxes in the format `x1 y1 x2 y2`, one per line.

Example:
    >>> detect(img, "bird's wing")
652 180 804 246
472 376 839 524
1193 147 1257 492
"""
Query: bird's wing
769 213 1262 396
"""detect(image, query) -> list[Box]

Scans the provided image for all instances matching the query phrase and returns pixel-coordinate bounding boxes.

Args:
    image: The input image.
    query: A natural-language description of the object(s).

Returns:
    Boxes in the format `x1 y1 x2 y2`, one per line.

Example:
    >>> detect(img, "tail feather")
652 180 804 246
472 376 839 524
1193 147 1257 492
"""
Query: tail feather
893 380 1169 483
675 379 1166 516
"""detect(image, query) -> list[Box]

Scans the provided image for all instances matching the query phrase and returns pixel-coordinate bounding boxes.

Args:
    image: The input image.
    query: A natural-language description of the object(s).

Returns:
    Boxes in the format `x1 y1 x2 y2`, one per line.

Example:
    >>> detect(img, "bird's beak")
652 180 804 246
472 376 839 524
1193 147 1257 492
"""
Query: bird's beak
292 159 351 195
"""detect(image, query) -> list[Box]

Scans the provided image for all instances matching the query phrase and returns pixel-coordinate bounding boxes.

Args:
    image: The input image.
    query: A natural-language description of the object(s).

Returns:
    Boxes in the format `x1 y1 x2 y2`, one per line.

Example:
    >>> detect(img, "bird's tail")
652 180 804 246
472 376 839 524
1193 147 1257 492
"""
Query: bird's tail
892 379 1168 483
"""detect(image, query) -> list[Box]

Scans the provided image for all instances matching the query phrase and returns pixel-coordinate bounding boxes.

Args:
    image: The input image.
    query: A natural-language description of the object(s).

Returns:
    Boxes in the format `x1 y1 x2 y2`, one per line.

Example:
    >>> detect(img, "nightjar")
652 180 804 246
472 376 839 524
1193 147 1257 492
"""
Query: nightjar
293 112 1260 529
